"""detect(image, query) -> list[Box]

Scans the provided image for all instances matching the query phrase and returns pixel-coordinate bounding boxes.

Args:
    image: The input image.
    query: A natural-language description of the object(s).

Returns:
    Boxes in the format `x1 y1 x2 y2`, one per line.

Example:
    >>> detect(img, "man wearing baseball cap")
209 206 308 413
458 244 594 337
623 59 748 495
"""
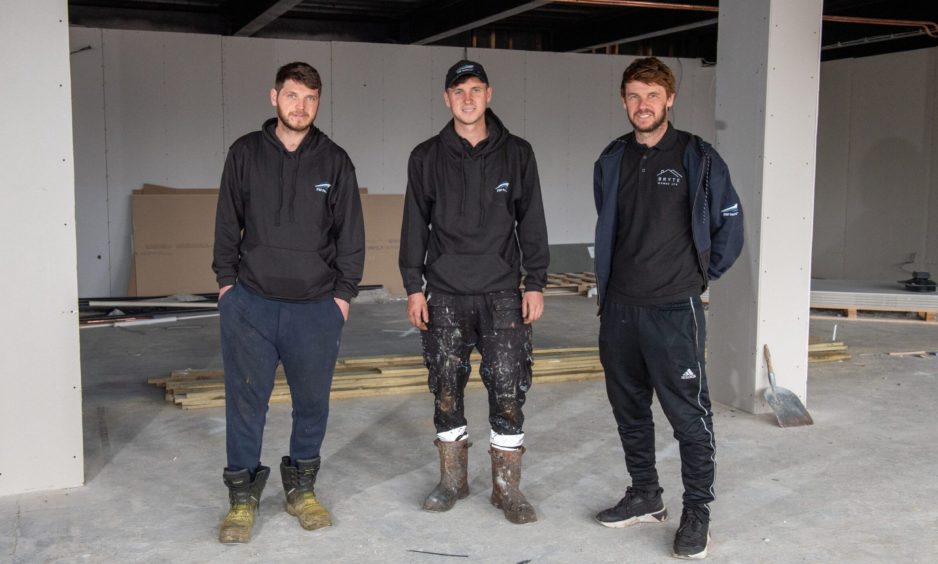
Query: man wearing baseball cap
399 59 549 524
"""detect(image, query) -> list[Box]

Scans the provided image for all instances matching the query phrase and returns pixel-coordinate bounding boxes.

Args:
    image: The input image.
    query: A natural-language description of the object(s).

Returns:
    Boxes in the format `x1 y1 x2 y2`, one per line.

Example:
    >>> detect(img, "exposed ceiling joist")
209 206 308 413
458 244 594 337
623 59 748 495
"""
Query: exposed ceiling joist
405 0 551 45
231 0 305 37
573 17 718 52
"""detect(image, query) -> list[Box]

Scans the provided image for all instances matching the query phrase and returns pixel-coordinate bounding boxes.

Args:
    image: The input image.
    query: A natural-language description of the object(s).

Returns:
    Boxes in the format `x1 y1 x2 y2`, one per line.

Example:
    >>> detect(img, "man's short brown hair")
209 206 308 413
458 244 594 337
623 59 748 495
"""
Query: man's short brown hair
620 57 676 98
275 62 322 92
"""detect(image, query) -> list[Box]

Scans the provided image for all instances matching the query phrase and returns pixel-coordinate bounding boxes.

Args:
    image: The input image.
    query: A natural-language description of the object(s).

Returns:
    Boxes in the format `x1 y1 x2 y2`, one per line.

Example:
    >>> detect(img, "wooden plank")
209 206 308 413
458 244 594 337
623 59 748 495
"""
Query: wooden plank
807 341 847 352
808 351 851 364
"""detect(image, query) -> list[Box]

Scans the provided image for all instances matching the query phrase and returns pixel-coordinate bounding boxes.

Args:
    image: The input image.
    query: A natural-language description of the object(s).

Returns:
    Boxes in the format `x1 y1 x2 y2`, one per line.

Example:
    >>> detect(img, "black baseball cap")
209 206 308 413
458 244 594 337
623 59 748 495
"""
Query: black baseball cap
444 60 488 89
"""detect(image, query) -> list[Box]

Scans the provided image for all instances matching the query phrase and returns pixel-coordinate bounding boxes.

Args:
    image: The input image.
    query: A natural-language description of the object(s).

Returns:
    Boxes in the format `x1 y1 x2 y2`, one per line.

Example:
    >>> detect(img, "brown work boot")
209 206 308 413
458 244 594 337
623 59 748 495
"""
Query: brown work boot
280 456 332 531
422 439 470 511
489 447 538 524
218 466 270 544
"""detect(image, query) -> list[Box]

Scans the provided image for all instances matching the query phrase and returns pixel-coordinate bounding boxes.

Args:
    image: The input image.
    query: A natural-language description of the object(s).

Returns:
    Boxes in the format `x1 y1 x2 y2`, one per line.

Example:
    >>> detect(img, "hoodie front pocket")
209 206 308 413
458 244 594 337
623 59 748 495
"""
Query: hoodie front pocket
240 244 334 299
428 253 517 294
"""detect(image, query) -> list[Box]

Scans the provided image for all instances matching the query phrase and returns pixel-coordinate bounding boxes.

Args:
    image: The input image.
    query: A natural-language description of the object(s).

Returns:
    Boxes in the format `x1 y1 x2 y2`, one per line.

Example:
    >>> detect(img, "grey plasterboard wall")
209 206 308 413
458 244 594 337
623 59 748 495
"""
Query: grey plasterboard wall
812 47 938 281
1 1 83 495
69 27 716 297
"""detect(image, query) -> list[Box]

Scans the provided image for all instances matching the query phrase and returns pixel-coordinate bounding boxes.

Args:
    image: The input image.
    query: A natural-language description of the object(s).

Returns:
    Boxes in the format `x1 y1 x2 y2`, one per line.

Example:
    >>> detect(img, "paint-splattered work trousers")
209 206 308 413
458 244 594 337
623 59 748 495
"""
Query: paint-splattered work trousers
219 283 344 473
422 289 533 437
598 296 716 510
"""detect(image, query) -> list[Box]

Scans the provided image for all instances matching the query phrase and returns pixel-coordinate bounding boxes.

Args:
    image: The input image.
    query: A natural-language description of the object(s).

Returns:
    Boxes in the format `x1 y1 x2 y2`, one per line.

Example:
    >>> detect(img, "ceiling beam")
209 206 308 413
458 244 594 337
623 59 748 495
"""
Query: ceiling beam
230 0 304 37
572 18 717 52
553 8 709 52
404 0 551 45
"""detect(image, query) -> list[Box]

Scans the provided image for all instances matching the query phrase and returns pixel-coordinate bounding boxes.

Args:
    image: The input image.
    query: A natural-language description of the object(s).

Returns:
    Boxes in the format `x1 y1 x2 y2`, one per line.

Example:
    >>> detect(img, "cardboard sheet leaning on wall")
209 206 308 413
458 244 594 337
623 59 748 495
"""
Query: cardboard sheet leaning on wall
130 184 218 296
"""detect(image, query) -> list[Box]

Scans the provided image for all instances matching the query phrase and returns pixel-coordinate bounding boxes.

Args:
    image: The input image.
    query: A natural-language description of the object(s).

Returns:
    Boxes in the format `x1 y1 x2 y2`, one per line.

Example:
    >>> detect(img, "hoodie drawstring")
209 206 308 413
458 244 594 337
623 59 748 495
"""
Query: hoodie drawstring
288 163 299 223
274 152 302 225
478 158 486 228
275 153 285 226
459 152 468 217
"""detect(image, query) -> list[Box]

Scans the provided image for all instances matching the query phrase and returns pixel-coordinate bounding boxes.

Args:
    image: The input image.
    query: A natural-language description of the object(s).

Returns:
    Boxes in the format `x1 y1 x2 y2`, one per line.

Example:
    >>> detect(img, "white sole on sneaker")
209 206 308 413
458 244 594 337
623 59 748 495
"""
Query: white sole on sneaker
673 531 710 560
596 507 668 528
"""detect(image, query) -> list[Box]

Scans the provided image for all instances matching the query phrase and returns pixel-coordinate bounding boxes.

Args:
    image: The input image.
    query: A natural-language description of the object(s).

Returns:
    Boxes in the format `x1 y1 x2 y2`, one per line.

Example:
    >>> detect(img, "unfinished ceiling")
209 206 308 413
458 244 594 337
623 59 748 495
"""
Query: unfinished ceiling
67 0 937 61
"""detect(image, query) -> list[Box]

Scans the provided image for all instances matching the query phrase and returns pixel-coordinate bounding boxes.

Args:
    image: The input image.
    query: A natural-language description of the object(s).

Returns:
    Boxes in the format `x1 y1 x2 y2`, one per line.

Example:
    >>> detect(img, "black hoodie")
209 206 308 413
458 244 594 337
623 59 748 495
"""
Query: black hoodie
399 109 549 295
213 118 365 302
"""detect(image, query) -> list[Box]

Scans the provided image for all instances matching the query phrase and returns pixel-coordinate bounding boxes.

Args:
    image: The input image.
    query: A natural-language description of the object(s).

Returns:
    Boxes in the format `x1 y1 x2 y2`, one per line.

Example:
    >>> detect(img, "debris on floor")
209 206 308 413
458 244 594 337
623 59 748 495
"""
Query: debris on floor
887 350 938 358
79 292 219 327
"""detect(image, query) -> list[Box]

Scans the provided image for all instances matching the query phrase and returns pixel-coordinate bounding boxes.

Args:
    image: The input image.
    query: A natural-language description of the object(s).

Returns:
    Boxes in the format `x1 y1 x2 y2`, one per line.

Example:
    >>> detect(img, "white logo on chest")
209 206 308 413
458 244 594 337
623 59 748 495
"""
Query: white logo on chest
656 169 683 188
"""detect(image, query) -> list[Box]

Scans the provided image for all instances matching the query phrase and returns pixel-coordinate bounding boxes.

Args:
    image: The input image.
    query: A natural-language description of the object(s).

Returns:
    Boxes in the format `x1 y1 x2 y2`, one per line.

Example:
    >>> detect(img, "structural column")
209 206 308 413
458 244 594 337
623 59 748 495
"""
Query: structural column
0 0 84 494
708 0 823 413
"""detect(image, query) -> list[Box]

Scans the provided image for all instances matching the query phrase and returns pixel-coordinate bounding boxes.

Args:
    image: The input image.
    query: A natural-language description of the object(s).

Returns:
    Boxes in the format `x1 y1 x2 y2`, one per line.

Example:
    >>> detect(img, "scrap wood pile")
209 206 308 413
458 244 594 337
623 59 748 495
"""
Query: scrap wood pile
149 346 604 410
544 272 596 296
808 339 850 364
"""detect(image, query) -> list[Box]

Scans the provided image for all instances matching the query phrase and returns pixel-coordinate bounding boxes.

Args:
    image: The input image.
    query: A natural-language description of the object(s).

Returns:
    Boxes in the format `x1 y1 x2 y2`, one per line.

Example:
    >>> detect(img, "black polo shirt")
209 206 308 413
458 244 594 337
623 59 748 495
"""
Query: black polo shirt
607 124 705 305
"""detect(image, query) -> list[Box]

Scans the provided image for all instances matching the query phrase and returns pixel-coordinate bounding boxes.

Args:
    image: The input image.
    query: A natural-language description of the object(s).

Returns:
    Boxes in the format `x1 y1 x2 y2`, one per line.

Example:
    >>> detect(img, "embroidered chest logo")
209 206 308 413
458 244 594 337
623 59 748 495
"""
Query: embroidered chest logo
495 181 510 193
314 182 331 194
721 203 740 217
656 169 683 188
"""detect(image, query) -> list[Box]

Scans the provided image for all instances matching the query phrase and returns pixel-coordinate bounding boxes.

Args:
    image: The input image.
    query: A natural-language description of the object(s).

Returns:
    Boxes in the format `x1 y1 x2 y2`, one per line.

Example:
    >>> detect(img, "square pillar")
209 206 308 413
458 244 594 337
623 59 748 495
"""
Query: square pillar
708 0 823 412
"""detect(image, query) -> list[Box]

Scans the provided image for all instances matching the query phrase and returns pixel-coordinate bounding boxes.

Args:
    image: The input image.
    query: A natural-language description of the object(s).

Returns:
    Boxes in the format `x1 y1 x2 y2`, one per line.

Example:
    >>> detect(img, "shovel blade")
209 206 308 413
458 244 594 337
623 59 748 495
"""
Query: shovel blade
764 387 814 427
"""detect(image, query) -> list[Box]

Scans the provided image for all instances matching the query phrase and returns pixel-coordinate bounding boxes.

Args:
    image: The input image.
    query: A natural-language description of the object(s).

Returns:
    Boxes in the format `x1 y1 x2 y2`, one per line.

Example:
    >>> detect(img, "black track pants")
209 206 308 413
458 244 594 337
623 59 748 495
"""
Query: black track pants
598 296 715 510
421 289 533 436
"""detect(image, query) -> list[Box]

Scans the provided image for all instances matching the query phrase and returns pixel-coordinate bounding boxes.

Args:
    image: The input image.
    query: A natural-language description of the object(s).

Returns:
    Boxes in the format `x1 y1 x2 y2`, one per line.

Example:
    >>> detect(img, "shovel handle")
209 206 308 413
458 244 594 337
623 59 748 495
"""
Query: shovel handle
763 344 778 389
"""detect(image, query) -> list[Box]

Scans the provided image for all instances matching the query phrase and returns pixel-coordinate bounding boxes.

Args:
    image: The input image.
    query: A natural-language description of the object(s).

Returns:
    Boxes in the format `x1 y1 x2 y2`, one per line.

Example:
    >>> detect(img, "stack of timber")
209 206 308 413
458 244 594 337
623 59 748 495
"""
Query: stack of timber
150 346 604 410
544 272 596 296
807 339 850 364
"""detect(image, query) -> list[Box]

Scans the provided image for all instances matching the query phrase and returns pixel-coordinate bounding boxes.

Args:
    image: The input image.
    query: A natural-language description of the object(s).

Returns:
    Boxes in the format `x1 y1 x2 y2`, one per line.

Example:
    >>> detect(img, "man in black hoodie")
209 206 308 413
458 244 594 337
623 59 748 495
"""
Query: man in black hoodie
399 60 549 525
212 62 364 543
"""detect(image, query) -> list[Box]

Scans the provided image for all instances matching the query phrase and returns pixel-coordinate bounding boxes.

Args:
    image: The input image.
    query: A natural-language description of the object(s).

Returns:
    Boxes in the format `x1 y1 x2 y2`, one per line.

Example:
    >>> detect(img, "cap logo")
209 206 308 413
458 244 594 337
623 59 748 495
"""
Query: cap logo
456 64 476 74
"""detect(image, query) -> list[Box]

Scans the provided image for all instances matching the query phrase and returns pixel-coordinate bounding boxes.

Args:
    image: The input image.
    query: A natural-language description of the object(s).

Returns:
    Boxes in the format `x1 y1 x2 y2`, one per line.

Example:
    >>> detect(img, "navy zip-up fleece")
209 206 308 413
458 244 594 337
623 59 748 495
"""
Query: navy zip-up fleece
213 118 365 302
593 128 744 309
399 109 549 296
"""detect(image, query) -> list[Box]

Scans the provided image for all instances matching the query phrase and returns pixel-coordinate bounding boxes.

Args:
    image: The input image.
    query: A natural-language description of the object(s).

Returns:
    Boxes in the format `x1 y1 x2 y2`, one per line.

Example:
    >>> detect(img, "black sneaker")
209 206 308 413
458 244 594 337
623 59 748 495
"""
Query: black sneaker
595 486 667 528
672 506 711 559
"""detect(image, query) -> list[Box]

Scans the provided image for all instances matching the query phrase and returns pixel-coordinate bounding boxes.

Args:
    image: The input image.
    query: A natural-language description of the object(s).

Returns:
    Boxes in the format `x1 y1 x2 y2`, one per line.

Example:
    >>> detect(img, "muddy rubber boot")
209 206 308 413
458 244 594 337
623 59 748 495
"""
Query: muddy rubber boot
219 466 270 544
422 439 470 512
280 456 332 531
489 447 538 524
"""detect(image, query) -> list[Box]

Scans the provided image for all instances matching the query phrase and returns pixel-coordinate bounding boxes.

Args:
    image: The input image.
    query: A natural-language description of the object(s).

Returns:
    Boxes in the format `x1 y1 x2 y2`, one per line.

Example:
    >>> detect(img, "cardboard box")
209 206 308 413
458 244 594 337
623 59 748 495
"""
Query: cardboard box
360 194 406 296
131 186 219 296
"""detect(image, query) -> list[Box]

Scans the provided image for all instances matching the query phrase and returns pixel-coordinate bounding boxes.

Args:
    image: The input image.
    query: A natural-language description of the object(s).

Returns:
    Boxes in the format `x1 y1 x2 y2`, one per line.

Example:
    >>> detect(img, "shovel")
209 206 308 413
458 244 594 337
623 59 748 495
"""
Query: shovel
763 345 814 427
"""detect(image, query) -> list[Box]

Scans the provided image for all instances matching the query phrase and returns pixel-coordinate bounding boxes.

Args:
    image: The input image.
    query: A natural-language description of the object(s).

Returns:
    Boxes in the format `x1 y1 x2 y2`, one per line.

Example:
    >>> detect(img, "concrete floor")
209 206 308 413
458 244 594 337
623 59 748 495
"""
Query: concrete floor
2 296 937 563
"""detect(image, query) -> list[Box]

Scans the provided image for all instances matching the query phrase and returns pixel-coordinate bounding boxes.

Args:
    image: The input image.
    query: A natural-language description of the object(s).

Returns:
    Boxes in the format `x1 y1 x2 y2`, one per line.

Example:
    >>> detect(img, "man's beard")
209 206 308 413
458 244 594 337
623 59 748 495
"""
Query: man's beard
629 108 668 134
277 106 313 133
